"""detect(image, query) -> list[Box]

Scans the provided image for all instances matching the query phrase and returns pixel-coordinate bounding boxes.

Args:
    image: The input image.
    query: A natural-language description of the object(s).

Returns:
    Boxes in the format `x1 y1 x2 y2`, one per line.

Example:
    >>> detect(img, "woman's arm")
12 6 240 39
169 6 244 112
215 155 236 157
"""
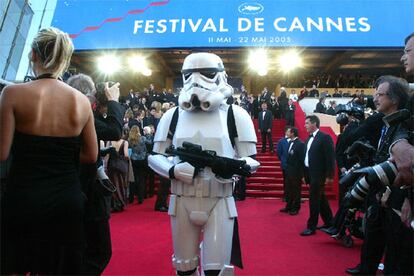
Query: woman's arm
0 87 15 161
80 102 98 163
123 140 129 158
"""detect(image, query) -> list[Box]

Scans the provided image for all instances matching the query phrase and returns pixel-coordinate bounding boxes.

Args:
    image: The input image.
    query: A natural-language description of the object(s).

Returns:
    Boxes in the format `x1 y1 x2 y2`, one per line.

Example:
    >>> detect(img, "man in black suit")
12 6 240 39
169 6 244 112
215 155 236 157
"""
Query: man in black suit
258 102 274 153
281 127 305 215
300 115 335 236
259 87 272 104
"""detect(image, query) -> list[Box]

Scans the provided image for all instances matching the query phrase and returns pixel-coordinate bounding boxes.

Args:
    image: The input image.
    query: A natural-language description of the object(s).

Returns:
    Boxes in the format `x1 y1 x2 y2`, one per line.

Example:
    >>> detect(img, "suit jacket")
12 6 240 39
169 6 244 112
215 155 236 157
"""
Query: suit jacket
258 110 273 132
286 138 305 177
260 91 271 103
315 102 327 113
305 130 335 180
276 138 289 170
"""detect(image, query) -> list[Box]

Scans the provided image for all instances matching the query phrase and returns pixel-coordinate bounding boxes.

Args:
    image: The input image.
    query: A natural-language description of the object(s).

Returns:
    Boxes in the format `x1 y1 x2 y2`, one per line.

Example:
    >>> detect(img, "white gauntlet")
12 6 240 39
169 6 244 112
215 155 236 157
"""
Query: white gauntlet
172 162 195 185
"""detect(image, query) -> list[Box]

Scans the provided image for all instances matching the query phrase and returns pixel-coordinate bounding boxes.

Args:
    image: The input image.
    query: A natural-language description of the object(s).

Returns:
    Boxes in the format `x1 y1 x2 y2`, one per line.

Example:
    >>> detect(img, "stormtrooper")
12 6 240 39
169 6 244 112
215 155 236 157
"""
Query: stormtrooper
148 53 259 276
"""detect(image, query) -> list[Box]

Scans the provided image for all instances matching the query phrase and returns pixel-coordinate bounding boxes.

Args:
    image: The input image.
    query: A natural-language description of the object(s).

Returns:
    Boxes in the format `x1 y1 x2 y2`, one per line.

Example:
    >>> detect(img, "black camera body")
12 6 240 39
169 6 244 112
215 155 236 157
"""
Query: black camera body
339 140 376 189
335 102 365 125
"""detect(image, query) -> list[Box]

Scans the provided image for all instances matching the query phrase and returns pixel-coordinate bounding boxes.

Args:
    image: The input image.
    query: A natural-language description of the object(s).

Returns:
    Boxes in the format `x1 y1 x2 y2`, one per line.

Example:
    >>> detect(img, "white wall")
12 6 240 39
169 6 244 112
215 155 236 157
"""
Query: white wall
298 97 354 115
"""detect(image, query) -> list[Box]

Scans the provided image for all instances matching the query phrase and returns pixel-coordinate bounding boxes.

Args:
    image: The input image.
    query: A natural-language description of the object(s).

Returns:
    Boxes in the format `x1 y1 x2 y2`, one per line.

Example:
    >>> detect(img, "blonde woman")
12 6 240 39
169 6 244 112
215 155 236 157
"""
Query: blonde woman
0 27 97 274
128 125 148 204
151 100 163 118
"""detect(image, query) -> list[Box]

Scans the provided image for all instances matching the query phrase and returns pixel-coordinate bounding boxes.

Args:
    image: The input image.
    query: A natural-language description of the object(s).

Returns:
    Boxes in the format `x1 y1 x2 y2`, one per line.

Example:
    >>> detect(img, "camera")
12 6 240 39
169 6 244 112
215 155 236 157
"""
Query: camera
339 140 376 188
335 102 365 125
95 81 116 106
345 160 397 206
343 109 410 207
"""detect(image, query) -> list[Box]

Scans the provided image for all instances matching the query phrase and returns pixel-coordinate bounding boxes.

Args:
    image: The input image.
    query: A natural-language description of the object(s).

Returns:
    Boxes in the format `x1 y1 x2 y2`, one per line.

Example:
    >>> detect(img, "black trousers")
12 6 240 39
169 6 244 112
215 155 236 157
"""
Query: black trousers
305 170 333 230
285 174 302 211
383 208 413 275
155 177 170 209
130 159 147 203
359 204 385 275
260 131 273 151
82 219 112 275
234 176 246 200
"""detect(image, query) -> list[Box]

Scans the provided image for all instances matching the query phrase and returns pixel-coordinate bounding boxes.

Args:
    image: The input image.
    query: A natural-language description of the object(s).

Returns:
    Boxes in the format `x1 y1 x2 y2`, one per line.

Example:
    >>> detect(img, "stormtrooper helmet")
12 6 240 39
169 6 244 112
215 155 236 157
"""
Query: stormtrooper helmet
179 53 233 112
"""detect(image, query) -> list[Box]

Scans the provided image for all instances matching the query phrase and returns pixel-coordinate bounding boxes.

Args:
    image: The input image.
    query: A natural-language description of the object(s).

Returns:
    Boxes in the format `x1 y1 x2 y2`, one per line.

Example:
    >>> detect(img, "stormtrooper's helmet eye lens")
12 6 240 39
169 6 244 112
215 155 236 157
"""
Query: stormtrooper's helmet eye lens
200 70 217 79
183 72 192 80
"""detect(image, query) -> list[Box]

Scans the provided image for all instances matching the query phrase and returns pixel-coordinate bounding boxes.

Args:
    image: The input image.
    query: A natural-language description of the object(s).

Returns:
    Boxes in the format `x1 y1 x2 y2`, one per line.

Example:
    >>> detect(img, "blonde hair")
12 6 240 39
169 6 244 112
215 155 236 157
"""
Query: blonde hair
128 125 141 146
151 101 162 112
31 27 74 78
124 108 134 120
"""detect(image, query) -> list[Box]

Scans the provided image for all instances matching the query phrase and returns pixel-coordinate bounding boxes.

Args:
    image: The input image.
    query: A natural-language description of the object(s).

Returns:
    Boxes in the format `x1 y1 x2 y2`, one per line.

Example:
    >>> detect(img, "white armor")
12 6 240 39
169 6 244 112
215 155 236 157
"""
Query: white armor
148 53 259 275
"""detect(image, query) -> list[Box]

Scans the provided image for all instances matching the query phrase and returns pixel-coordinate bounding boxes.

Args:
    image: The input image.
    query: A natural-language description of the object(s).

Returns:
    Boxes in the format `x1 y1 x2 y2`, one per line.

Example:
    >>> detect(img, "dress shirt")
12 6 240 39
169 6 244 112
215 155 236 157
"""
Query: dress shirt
288 137 297 152
304 129 319 167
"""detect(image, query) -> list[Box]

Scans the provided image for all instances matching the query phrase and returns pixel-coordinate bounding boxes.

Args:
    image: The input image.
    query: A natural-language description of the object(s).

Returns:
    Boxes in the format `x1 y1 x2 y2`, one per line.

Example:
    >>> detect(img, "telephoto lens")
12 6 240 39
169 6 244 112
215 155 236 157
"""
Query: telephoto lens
348 161 398 203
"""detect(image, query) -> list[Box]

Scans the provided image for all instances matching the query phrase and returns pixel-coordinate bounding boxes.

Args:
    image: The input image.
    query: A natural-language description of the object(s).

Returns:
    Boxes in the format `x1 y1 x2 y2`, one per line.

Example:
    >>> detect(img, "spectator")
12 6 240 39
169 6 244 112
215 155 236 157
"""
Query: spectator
67 74 124 274
308 84 319 98
315 97 327 113
277 127 291 203
285 99 296 126
283 127 305 215
332 88 342 97
289 89 299 102
326 101 337 116
300 115 335 236
258 102 274 153
128 125 148 204
0 27 98 275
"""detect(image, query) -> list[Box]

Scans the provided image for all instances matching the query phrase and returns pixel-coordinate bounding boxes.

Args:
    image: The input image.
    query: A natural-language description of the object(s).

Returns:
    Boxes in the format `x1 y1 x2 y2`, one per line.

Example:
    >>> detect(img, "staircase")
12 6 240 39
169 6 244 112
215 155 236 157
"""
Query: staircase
247 119 336 199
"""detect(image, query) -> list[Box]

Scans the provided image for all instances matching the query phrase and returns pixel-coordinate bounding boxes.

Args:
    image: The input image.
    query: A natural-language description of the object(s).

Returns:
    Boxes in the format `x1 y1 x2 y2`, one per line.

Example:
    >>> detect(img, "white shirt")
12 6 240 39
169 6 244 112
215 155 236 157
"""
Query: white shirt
288 137 297 153
304 129 319 167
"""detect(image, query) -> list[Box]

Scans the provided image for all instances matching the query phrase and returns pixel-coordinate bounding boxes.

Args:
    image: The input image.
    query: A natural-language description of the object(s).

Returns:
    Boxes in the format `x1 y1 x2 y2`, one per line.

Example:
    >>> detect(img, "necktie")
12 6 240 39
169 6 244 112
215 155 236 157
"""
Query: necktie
378 126 388 149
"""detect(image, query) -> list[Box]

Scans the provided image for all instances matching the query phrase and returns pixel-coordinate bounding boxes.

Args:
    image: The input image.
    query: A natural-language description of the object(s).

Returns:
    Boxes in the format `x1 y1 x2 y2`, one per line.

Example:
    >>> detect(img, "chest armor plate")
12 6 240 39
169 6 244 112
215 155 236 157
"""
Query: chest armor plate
173 107 235 158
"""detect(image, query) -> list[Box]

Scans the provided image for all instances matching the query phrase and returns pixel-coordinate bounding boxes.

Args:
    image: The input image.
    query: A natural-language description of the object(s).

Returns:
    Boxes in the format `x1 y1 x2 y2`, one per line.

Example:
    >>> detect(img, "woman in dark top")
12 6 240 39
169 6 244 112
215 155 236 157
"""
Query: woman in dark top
0 27 97 275
128 125 148 204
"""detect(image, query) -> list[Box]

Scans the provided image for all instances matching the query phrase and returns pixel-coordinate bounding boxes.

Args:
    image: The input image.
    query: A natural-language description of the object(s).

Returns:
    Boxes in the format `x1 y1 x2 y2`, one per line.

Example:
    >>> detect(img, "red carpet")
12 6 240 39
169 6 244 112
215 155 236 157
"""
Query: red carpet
104 197 360 275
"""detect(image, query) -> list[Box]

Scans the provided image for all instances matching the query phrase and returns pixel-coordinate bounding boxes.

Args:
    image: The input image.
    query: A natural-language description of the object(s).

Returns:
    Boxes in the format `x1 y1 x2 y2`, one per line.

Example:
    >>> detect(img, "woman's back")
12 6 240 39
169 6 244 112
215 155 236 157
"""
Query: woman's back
9 78 89 137
0 27 98 275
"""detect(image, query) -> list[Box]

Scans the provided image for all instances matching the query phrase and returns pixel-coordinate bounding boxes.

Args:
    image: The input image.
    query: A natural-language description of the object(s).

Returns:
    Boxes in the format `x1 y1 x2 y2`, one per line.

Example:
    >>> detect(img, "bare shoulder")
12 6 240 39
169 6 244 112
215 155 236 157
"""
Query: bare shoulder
0 83 31 106
60 81 91 109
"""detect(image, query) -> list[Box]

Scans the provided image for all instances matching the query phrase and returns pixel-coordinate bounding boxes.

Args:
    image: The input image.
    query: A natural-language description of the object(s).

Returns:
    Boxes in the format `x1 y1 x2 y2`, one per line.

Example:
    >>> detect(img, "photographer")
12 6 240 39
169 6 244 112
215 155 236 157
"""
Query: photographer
67 74 125 274
335 103 365 174
345 76 411 275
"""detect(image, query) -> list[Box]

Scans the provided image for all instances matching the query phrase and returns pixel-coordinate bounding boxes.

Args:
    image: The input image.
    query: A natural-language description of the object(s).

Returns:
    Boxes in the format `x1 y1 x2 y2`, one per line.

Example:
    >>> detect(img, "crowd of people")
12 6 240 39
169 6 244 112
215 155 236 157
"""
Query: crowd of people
0 25 413 276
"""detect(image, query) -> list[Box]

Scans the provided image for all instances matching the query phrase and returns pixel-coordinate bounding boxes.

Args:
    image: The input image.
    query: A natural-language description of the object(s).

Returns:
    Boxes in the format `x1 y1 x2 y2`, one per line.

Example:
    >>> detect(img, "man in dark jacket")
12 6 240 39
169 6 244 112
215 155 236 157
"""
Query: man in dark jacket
300 115 335 236
284 127 305 215
69 76 125 275
258 102 274 153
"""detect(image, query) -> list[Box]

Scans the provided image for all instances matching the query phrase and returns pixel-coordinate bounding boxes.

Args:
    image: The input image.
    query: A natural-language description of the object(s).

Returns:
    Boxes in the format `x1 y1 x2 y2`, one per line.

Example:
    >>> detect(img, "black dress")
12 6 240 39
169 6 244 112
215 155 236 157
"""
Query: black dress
1 131 85 275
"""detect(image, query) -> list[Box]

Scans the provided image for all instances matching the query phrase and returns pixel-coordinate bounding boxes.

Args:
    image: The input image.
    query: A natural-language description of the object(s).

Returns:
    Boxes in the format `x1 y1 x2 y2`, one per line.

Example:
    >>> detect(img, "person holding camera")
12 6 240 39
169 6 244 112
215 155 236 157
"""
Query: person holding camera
67 74 125 274
391 33 414 189
0 28 98 275
345 76 411 275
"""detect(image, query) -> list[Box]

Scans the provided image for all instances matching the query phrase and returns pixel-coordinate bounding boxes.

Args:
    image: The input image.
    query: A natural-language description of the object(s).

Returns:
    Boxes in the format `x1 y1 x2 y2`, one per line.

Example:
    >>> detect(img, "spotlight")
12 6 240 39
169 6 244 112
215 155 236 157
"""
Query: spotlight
142 68 152 76
258 68 268 76
278 50 302 73
248 49 268 75
97 55 121 75
128 55 147 72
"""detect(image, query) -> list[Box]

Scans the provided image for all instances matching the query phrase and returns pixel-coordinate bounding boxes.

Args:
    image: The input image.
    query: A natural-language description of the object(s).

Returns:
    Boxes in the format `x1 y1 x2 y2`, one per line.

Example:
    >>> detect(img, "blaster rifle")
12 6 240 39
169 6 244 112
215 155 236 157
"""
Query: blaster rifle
165 142 251 179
